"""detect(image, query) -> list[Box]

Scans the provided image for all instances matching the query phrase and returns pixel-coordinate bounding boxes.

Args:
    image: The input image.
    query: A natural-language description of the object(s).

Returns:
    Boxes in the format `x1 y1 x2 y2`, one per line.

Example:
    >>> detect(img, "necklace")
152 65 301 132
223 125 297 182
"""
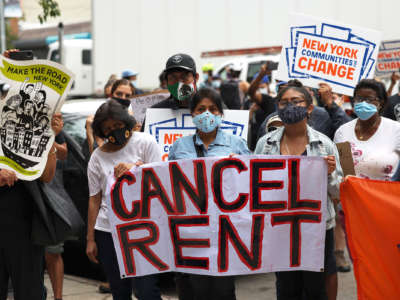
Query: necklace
356 117 380 140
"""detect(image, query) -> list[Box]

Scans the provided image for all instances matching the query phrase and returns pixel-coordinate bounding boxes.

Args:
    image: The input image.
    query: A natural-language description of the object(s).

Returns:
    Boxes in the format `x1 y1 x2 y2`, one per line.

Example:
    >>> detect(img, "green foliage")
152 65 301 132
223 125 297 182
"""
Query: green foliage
37 0 61 24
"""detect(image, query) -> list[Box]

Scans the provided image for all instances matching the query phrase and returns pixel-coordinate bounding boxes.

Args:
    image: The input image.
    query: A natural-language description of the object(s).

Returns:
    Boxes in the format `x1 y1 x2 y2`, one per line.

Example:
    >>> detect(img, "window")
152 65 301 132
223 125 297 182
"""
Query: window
50 49 60 62
82 50 91 65
247 61 267 83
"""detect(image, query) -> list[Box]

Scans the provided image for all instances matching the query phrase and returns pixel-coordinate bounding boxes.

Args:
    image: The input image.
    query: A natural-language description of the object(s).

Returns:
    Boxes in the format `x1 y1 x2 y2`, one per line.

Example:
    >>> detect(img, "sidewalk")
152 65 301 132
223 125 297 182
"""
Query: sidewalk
39 271 357 300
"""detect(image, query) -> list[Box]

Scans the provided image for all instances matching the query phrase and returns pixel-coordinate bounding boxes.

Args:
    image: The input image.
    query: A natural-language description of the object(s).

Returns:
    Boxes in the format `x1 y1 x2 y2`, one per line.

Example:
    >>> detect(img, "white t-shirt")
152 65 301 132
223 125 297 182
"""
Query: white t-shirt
334 117 400 180
87 132 161 232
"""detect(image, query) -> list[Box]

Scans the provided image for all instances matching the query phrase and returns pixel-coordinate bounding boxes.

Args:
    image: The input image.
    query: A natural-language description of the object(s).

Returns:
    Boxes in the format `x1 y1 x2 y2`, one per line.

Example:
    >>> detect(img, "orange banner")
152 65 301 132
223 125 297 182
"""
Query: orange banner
341 177 400 299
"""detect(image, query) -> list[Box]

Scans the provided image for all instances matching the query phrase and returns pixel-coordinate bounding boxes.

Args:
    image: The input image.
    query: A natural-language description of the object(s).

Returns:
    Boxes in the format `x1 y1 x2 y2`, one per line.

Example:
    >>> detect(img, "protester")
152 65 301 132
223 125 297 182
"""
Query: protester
86 100 162 300
247 65 277 150
256 80 335 140
255 85 342 300
153 71 168 92
220 63 249 109
86 79 135 155
0 113 62 300
168 88 250 300
150 53 198 111
44 131 68 300
383 72 400 121
334 79 400 180
200 63 214 89
334 79 400 280
122 69 143 94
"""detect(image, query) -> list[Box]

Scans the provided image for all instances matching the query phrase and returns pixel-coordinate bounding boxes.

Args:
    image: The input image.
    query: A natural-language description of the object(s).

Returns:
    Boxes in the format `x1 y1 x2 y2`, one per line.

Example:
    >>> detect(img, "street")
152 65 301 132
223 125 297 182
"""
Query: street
35 270 357 300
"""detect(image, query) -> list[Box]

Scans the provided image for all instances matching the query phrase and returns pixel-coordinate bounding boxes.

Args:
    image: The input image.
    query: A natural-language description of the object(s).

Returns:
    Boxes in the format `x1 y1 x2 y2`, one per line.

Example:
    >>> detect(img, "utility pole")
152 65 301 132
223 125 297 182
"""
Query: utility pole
57 22 64 64
0 0 6 53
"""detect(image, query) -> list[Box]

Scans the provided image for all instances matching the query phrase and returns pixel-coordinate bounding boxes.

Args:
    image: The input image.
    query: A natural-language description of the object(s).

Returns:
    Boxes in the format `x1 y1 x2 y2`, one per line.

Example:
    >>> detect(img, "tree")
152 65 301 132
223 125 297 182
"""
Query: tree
37 0 60 24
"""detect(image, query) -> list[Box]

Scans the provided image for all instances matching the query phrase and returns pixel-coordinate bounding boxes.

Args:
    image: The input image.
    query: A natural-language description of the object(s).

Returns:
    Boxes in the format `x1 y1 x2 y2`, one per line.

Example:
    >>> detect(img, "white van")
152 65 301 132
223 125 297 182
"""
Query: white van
47 39 92 97
214 54 280 90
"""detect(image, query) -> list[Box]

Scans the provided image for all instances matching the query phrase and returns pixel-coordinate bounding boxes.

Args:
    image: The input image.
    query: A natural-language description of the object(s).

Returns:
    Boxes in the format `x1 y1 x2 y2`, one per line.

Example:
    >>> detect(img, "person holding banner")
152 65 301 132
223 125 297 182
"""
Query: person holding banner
255 85 342 300
168 87 250 300
0 113 63 300
334 79 400 181
86 99 162 300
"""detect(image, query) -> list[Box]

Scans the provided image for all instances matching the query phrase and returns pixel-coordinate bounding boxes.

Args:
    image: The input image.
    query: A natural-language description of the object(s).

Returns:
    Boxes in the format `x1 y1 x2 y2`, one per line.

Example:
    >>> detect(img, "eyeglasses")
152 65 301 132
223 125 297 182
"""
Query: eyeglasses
353 96 379 104
278 98 306 107
115 91 133 99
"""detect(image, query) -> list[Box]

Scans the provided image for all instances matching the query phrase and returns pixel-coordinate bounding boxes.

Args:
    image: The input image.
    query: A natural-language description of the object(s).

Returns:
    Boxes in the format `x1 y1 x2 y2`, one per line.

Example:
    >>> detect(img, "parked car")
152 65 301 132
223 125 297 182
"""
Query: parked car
60 98 105 279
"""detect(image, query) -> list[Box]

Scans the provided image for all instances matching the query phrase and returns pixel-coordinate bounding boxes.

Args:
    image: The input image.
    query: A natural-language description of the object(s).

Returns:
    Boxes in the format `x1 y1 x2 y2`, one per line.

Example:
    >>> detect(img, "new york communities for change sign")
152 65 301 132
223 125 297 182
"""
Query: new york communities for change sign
277 13 382 96
144 108 249 161
105 156 327 277
376 40 400 78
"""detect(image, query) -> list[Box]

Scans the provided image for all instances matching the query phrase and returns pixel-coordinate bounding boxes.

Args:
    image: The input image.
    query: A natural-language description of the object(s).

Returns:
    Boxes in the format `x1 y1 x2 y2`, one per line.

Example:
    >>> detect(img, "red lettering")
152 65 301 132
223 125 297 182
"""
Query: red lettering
173 133 182 142
350 48 358 59
327 63 337 76
316 61 327 73
337 65 347 78
303 38 312 49
164 134 173 144
298 57 307 69
346 67 355 80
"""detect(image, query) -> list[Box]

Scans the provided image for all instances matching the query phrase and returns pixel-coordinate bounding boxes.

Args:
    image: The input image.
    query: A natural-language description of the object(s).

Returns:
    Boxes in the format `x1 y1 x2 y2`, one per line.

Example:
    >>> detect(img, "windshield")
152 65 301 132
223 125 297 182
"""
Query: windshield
63 114 88 148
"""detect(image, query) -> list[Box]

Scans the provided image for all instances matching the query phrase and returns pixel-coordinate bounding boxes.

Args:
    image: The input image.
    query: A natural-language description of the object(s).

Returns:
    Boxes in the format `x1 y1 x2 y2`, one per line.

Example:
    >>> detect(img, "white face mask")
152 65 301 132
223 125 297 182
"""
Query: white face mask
130 80 137 88
259 87 268 95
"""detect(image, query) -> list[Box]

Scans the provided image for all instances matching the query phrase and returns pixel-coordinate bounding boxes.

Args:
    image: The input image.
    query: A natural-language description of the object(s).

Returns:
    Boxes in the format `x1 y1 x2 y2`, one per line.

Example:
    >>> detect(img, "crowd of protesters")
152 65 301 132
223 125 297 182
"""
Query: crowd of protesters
1 48 400 300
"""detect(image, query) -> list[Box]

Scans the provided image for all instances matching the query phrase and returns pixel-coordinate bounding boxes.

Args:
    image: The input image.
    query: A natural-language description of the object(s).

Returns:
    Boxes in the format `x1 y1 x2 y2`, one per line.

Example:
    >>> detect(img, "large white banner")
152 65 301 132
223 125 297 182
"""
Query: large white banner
276 13 382 96
105 155 327 278
0 56 74 180
144 108 249 161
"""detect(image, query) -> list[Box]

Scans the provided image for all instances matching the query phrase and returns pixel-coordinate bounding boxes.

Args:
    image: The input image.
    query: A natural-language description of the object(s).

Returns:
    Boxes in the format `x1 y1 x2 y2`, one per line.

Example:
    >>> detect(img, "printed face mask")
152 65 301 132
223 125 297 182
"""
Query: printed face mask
168 81 196 101
112 97 131 108
354 101 377 120
193 110 222 133
106 126 131 145
278 103 308 124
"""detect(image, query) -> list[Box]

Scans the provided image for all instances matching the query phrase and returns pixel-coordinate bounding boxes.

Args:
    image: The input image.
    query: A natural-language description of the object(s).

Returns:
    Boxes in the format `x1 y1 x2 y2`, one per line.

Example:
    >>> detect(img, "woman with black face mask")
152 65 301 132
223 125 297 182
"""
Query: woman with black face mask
86 100 162 300
110 79 135 108
255 86 343 300
86 79 135 155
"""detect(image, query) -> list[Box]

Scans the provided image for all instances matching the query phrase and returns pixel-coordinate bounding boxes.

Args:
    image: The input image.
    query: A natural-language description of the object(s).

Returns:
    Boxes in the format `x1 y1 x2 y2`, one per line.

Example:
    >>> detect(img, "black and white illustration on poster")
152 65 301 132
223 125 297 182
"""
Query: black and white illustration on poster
0 55 74 180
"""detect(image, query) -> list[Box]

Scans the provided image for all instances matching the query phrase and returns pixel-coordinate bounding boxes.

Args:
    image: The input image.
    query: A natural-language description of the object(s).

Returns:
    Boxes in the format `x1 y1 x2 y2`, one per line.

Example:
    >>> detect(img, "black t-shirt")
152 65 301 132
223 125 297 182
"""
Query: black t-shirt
259 94 277 116
0 181 34 244
383 94 400 122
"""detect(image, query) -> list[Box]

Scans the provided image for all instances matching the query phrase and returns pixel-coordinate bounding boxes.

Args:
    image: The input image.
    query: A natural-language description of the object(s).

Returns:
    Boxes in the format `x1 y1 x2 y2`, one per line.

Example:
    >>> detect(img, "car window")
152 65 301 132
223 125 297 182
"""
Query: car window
63 114 87 147
247 61 267 83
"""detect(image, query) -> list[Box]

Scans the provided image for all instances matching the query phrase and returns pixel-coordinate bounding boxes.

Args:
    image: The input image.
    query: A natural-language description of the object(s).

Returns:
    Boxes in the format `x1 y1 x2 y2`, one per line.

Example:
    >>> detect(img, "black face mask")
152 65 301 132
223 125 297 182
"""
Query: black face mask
106 126 131 145
278 103 308 124
112 97 131 108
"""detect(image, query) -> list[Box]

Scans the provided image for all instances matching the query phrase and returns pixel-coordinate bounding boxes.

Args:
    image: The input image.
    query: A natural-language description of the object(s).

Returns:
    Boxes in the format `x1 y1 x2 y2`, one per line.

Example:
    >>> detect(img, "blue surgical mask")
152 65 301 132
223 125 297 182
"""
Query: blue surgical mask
131 80 137 88
193 110 222 133
203 74 209 82
278 103 308 124
212 80 221 89
354 102 377 120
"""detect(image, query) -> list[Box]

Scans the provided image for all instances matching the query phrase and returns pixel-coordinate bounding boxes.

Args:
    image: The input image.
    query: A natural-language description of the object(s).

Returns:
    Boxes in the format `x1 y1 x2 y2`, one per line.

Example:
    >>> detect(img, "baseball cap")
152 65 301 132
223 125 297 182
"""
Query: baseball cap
122 69 138 78
165 53 196 74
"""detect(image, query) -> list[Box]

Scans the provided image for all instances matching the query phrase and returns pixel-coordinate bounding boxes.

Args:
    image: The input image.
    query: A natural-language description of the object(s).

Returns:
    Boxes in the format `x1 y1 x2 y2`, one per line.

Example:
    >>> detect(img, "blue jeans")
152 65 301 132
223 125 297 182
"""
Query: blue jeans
95 230 162 300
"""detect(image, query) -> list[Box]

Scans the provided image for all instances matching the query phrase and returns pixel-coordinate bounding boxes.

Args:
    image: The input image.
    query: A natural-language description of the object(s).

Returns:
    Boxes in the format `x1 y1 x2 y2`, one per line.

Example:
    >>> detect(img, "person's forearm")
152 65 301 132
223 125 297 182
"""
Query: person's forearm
387 82 396 97
55 142 67 160
87 194 101 241
248 75 263 98
40 144 57 182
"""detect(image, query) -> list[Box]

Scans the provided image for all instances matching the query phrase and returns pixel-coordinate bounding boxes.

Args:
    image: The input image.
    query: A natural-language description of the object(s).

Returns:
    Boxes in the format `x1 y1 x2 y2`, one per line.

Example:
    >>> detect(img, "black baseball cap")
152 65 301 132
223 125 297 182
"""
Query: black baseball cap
165 53 196 74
